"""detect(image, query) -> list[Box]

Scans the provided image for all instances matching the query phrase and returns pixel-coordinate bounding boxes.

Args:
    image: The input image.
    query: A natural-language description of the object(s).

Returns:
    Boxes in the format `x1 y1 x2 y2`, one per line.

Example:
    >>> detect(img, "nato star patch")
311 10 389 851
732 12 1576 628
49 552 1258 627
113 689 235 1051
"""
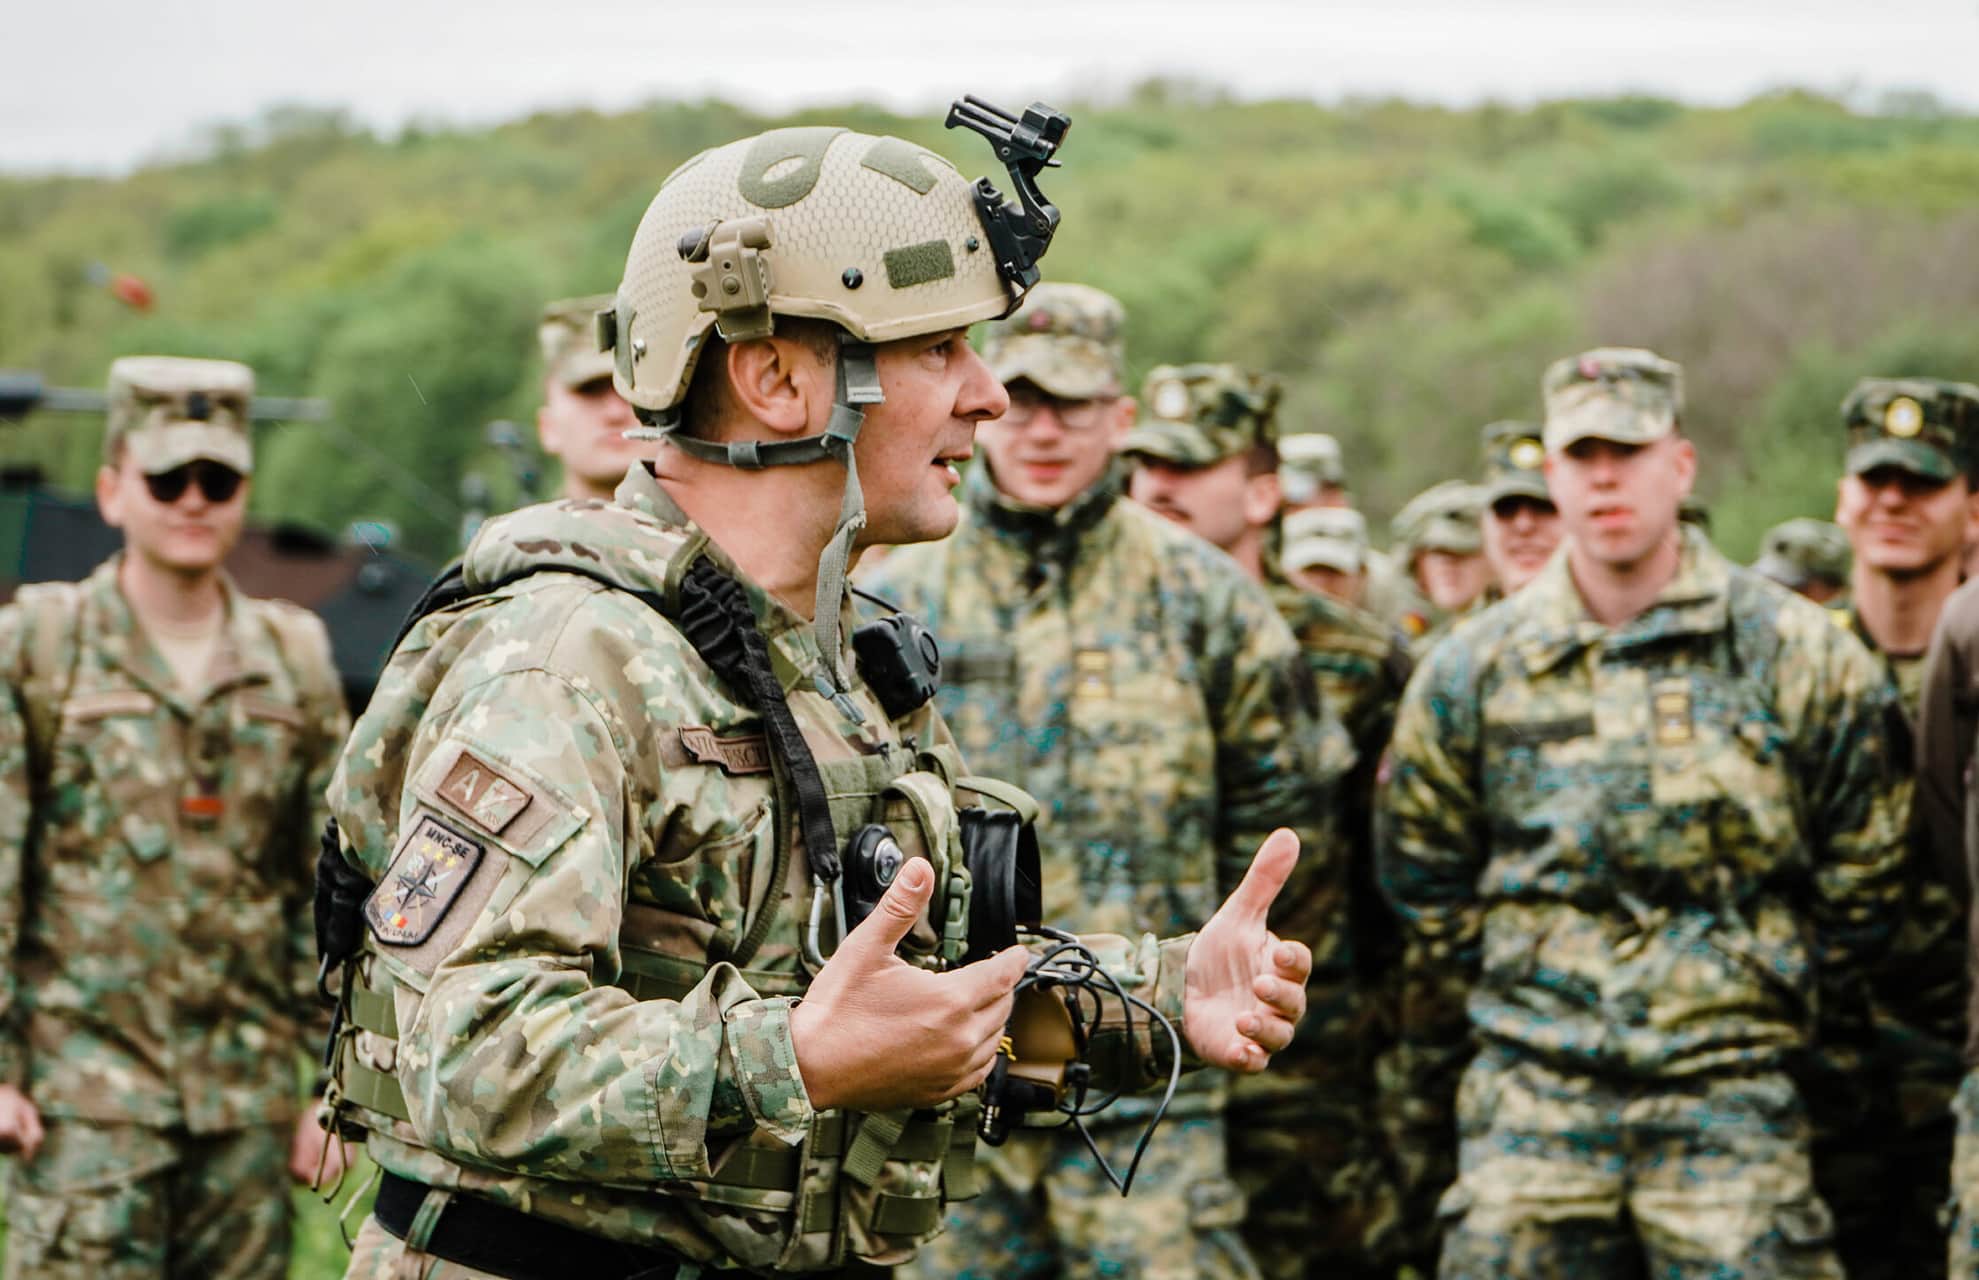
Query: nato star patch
365 814 487 946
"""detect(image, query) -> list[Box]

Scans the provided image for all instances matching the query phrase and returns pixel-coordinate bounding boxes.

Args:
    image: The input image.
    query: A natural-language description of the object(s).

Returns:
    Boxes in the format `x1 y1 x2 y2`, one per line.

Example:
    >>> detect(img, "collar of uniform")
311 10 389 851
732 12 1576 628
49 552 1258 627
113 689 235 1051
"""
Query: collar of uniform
1513 526 1730 675
616 462 853 699
967 456 1125 555
85 555 272 711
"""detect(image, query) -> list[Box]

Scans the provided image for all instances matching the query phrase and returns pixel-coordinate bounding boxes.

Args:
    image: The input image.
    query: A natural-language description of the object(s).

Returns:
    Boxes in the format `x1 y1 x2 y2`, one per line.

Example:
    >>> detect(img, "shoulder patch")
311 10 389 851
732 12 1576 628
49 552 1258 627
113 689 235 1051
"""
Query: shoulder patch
365 814 487 947
439 749 533 834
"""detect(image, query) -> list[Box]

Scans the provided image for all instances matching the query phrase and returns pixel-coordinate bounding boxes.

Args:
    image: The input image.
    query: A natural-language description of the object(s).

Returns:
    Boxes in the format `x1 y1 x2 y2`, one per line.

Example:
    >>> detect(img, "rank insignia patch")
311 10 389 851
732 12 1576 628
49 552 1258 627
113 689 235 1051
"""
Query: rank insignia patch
365 814 487 946
1652 681 1694 746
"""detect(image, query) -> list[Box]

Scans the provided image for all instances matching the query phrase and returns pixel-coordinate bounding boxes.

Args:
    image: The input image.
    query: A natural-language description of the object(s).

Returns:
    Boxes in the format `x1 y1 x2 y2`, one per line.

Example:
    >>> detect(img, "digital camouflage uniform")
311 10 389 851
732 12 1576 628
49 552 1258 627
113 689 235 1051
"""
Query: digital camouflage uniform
0 358 347 1279
1750 520 1850 603
1127 361 1408 1279
1919 572 1979 1279
1250 565 1414 1280
1824 379 1979 1280
1379 348 1912 1280
1277 434 1345 510
327 474 1202 1277
870 316 1346 1280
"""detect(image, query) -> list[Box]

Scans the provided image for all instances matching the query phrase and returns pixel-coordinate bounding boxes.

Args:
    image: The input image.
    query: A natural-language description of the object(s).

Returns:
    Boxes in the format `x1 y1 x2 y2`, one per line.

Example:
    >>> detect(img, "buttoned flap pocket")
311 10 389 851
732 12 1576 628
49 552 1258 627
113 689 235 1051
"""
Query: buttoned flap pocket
50 688 173 868
411 738 584 869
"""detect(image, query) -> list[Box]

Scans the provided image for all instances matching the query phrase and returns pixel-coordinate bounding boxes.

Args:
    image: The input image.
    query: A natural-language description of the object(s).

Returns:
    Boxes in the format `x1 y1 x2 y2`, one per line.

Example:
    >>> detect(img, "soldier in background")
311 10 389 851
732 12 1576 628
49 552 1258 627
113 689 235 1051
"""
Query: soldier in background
534 294 643 503
871 288 1345 1280
1380 347 1907 1279
1278 433 1350 514
1820 378 1979 1280
1476 421 1559 597
1380 480 1488 646
1124 367 1412 1280
0 357 348 1276
1751 518 1851 604
1282 507 1370 608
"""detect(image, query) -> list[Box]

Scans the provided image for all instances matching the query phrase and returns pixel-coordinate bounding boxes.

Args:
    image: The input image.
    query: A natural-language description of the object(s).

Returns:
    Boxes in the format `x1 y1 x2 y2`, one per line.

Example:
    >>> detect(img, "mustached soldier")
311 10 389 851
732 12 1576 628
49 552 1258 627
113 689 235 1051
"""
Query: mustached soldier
0 357 349 1276
321 105 1314 1280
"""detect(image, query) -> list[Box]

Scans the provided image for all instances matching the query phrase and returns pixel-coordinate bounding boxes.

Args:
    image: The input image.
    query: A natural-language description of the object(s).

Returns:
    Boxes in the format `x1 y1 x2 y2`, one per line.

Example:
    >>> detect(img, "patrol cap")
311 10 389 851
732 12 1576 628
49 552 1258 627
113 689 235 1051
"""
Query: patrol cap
104 356 254 476
1752 518 1851 591
1841 376 1979 483
1122 363 1281 467
1479 420 1550 506
1542 347 1683 452
540 294 618 389
980 282 1125 401
1278 433 1345 503
1283 505 1368 575
1392 479 1484 557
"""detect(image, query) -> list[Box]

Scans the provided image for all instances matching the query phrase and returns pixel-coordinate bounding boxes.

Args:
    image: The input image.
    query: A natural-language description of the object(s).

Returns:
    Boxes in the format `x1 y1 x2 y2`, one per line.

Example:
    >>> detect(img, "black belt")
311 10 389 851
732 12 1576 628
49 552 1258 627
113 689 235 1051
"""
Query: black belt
374 1171 691 1280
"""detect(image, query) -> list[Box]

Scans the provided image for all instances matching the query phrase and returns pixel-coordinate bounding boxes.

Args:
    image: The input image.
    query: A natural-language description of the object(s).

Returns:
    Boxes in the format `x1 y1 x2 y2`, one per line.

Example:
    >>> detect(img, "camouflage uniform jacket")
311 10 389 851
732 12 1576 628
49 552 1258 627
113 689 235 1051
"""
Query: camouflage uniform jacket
0 556 346 1130
866 466 1346 1118
326 468 1196 1270
1379 529 1908 1117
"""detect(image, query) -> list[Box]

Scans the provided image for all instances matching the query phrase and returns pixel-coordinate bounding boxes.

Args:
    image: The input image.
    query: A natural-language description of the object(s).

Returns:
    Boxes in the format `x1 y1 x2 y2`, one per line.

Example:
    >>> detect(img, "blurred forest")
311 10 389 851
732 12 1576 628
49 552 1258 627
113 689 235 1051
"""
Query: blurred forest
3 83 1977 561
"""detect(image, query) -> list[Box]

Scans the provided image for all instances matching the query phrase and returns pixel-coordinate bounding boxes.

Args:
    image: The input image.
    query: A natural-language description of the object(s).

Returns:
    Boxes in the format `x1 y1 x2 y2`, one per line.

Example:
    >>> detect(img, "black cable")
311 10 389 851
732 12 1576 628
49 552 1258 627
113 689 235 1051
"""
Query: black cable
1004 929 1185 1195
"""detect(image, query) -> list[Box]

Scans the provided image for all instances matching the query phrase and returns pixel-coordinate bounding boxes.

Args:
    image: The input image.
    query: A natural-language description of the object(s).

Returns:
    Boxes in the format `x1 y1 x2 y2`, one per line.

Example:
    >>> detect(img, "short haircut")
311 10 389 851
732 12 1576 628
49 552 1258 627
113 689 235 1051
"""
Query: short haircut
682 318 841 441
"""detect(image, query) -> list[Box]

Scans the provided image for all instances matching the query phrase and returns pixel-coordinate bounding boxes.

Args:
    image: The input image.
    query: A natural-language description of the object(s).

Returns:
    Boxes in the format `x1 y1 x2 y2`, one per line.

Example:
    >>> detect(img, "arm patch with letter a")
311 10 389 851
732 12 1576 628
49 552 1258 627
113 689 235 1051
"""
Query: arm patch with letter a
365 814 488 946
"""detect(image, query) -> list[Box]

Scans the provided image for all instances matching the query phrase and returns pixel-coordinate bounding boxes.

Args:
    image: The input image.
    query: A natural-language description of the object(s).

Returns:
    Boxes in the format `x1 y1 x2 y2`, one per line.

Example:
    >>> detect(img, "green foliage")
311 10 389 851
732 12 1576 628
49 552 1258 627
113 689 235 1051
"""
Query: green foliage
1 86 1974 561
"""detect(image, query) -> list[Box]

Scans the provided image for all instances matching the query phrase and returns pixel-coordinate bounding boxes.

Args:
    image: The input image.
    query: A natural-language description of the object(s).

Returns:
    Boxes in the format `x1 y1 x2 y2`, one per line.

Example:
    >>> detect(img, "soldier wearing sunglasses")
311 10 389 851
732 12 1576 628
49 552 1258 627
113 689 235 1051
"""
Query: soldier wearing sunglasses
0 356 349 1278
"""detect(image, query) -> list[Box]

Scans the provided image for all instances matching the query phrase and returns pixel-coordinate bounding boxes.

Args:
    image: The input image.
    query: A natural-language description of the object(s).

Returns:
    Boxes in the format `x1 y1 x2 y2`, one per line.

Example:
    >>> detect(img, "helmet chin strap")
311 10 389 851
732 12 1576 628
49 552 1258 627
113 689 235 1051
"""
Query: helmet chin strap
639 338 883 714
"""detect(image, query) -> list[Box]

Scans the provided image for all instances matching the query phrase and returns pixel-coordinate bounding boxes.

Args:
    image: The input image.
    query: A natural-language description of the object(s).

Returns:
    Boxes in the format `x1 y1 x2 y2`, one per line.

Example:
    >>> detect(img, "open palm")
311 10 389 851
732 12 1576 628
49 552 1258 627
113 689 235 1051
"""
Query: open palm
1183 828 1312 1073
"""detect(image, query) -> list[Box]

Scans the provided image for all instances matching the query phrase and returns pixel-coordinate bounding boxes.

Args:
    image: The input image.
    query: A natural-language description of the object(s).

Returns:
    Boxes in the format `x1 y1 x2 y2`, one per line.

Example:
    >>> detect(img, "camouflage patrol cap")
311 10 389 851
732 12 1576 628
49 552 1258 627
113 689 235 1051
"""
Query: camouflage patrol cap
1122 363 1281 467
1278 433 1345 502
1283 505 1368 575
980 282 1125 401
1392 479 1484 557
1542 347 1683 452
539 294 617 388
1841 376 1979 483
104 356 254 475
1752 518 1851 591
1479 420 1550 506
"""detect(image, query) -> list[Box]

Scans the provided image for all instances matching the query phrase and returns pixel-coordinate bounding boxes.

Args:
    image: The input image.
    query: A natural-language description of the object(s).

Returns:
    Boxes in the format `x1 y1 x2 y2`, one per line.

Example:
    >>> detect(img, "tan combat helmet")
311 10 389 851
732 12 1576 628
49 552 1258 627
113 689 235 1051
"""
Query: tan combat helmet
601 96 1072 694
105 356 255 475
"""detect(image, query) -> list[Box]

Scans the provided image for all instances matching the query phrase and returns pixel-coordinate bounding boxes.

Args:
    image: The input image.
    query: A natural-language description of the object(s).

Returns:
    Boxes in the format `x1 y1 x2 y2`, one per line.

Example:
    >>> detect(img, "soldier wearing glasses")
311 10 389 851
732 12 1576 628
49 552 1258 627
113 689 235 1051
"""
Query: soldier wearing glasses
0 356 348 1277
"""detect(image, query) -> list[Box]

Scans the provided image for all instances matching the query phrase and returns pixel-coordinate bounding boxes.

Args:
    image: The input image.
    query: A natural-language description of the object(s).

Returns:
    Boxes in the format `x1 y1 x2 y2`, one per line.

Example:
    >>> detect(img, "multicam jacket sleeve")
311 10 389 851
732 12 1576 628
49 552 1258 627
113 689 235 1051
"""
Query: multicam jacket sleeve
0 603 32 1088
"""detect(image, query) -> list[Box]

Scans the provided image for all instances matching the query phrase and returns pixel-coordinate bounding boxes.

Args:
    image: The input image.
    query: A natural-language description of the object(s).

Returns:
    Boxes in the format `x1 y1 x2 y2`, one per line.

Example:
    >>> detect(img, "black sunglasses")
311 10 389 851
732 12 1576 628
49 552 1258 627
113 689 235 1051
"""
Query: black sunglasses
143 461 243 505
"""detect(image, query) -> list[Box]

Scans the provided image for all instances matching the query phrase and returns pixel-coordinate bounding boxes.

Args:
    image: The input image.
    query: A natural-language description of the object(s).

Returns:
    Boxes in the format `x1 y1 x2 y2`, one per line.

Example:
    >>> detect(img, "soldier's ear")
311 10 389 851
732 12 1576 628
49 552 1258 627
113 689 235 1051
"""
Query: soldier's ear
1106 395 1137 448
1243 472 1281 529
95 463 126 529
726 335 822 440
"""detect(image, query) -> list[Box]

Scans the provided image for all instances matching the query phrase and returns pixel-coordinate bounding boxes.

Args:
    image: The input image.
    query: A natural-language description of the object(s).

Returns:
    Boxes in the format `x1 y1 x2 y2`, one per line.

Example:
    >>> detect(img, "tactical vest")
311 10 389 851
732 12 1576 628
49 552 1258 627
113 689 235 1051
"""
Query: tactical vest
323 538 1032 1270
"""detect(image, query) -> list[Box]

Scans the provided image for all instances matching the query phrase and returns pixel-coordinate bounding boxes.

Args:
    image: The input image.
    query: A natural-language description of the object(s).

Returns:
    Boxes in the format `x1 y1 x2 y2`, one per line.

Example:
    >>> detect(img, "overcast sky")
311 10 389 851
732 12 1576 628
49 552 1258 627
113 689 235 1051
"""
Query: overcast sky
7 0 1976 174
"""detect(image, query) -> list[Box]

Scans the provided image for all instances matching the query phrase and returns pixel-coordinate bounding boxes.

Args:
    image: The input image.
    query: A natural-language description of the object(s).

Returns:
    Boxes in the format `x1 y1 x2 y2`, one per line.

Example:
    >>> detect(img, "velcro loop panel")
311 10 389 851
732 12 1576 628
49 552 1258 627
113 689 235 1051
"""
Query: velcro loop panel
343 1059 410 1123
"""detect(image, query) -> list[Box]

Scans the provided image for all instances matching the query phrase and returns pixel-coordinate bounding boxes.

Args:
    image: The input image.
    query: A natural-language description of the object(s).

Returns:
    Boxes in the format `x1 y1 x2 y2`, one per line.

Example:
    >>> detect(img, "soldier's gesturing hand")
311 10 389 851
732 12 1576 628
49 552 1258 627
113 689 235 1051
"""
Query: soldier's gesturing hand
1182 828 1312 1073
0 1084 44 1161
790 858 1029 1113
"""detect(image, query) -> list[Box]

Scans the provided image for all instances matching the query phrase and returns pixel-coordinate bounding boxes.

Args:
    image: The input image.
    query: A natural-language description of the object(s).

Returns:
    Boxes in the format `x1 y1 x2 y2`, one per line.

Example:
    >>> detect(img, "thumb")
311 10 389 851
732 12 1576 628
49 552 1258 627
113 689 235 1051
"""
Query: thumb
839 855 934 961
1217 829 1300 929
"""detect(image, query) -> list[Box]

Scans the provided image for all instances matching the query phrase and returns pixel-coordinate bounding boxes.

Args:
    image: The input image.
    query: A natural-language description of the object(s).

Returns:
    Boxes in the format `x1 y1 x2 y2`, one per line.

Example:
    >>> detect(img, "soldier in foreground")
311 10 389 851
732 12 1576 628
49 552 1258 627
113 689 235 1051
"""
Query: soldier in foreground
1122 365 1411 1279
1822 378 1979 1280
1380 347 1909 1279
0 357 349 1276
1475 421 1559 597
1751 518 1851 604
534 294 644 503
870 301 1341 1280
322 110 1313 1280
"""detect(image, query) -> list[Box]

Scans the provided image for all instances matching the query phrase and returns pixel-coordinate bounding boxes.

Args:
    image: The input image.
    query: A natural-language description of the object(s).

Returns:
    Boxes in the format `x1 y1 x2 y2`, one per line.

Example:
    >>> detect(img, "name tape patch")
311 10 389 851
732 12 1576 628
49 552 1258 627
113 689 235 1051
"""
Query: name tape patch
677 726 772 775
365 814 487 947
